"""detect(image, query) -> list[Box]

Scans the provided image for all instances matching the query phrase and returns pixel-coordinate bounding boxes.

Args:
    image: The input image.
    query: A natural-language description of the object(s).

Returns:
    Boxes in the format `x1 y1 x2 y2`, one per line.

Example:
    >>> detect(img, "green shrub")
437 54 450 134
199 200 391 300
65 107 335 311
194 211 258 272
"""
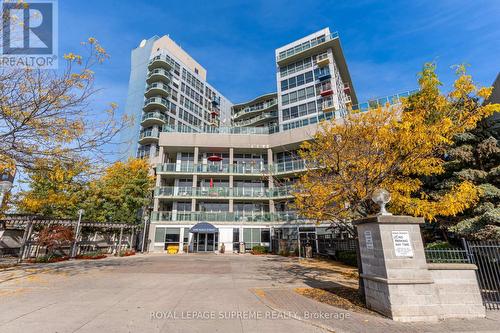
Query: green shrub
425 241 452 249
336 251 358 267
251 245 268 255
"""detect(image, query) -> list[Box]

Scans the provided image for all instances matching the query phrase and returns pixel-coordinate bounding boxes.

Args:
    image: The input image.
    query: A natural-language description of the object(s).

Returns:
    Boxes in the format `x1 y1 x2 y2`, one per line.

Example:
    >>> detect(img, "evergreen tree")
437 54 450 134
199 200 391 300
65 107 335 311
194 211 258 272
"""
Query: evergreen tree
431 74 500 240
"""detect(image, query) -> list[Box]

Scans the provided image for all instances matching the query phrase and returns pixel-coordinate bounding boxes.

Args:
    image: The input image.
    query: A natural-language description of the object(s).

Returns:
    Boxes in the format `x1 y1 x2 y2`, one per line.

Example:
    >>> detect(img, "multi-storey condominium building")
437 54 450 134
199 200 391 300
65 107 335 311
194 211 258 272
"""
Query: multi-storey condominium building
125 27 414 253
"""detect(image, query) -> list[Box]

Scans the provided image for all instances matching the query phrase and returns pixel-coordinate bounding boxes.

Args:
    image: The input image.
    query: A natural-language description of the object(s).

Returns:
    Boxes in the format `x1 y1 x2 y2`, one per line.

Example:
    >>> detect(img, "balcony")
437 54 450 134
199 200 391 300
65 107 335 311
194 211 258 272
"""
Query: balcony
157 163 269 175
146 68 172 84
154 186 294 199
232 99 278 120
343 83 351 95
211 96 220 106
319 83 333 97
156 160 311 176
232 111 278 127
316 53 329 67
317 71 331 81
148 55 173 71
277 32 339 65
145 82 170 98
138 129 159 144
321 98 336 113
141 112 166 127
151 211 304 223
144 96 169 112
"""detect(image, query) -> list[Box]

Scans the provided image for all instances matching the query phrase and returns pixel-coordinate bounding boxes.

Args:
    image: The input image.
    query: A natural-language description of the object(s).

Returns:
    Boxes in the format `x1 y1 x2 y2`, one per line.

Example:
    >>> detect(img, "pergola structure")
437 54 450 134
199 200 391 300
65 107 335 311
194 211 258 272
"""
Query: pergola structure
0 214 139 262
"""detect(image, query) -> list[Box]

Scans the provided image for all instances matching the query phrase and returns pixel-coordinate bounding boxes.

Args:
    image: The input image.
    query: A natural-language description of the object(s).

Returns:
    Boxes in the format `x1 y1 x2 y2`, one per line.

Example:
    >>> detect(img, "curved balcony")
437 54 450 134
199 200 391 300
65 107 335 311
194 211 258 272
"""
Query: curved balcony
144 96 169 112
156 163 269 176
145 82 170 98
146 68 171 84
141 112 166 127
151 211 303 223
232 99 278 120
148 55 173 71
233 111 278 127
138 129 159 144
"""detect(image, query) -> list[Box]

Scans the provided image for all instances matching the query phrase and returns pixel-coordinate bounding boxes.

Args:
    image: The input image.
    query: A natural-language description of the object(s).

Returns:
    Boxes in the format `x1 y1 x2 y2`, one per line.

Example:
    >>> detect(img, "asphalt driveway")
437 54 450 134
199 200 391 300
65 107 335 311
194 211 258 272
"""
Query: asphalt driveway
0 254 332 333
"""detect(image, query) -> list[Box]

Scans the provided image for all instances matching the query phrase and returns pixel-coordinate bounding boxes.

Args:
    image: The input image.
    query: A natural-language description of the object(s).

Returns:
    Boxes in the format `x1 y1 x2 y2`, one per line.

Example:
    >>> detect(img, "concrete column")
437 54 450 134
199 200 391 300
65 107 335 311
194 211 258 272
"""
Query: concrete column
158 146 164 163
267 148 275 213
153 172 162 211
229 148 234 213
179 227 185 253
354 215 484 322
193 146 199 164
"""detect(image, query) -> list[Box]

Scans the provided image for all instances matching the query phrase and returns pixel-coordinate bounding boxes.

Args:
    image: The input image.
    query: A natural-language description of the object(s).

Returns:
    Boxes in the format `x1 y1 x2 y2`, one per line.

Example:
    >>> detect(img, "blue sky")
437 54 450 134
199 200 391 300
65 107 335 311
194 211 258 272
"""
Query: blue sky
58 0 500 121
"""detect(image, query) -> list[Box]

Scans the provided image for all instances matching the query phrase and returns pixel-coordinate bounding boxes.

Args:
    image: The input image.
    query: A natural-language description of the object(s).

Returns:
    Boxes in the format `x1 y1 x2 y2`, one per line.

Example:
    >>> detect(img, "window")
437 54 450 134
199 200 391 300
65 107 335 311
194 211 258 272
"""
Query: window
184 228 190 243
296 73 305 86
281 80 288 91
154 227 166 243
289 91 297 104
165 228 180 244
288 77 296 89
261 230 270 243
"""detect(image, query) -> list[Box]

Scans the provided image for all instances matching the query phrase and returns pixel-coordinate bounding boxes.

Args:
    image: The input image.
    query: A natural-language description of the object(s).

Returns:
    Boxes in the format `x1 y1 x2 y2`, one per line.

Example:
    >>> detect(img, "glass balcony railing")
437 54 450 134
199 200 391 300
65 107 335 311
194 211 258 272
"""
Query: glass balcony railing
139 129 160 140
156 160 310 175
145 82 171 96
151 211 303 223
232 100 278 119
162 124 279 135
148 55 174 69
277 32 339 62
154 186 294 199
233 111 278 127
141 112 166 123
144 96 169 110
147 68 172 82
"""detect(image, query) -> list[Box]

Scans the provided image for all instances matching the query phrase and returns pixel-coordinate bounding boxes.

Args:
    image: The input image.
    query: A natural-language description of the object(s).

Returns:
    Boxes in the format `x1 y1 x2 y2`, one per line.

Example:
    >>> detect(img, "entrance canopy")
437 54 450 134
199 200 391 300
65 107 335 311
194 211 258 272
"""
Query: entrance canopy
190 222 218 233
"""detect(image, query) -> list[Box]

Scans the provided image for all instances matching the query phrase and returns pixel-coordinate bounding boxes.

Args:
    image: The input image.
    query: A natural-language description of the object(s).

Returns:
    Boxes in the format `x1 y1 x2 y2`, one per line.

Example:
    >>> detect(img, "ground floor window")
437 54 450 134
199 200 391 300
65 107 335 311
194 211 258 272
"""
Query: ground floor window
243 228 270 250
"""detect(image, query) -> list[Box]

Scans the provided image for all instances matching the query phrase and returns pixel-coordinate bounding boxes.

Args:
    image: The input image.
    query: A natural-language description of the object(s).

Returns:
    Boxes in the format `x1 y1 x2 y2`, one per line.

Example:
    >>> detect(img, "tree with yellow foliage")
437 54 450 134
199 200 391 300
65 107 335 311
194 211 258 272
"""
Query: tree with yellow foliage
16 159 90 218
294 64 499 229
81 159 154 224
16 158 153 223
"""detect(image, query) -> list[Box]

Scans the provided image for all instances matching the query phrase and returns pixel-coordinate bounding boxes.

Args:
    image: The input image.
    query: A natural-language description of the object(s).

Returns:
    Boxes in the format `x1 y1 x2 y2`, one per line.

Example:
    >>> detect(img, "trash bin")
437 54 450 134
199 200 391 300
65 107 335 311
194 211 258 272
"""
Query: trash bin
239 242 245 254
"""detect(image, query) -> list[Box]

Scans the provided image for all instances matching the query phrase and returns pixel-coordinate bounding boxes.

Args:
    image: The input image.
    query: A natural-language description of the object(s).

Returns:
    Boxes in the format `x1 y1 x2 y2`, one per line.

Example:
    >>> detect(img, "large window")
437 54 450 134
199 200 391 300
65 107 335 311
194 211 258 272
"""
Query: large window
281 86 316 106
280 70 314 92
243 228 270 250
282 101 317 121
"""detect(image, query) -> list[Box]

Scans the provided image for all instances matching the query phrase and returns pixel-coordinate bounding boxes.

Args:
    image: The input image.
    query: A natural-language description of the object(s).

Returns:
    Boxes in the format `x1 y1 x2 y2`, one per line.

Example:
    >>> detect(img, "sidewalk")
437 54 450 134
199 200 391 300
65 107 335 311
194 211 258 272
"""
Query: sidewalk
253 287 500 333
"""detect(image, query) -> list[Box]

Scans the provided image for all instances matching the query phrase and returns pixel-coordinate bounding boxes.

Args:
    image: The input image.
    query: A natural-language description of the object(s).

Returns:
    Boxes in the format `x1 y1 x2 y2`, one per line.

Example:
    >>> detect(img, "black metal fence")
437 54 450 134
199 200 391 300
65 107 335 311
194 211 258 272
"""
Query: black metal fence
464 240 500 310
424 248 470 263
317 234 357 256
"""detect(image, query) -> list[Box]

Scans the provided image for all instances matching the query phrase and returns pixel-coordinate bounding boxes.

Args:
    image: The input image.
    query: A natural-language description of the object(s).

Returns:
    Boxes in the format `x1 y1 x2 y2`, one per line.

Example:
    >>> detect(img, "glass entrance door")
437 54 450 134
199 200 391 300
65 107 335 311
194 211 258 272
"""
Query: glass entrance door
206 233 214 251
197 233 206 252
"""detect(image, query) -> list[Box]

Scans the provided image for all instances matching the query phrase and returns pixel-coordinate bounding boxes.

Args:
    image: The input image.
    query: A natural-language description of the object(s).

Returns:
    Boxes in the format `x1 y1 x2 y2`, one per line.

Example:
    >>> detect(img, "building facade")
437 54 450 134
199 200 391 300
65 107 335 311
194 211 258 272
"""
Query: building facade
125 27 413 253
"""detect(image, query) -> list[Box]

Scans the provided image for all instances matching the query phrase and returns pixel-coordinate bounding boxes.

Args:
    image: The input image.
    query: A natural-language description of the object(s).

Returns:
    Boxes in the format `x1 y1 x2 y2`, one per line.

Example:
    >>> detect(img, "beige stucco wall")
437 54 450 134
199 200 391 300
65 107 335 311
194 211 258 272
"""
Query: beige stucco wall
152 36 207 81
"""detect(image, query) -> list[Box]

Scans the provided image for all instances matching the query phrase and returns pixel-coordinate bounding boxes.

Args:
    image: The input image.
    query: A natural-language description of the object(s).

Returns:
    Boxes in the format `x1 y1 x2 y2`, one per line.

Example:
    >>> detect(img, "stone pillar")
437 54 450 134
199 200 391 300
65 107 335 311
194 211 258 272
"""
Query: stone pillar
354 215 484 322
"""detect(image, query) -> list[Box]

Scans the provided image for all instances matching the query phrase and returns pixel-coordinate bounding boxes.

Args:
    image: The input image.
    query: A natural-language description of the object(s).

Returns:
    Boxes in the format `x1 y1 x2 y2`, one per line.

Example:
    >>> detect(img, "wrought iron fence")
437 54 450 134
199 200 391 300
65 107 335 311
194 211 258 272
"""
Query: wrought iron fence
464 240 500 310
424 248 470 263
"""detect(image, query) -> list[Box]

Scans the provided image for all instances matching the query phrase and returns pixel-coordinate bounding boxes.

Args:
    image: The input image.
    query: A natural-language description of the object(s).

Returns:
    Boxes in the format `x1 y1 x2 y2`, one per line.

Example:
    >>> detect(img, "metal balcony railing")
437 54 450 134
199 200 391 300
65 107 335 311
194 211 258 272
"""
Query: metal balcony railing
232 100 278 119
154 186 294 199
277 32 339 62
151 211 303 222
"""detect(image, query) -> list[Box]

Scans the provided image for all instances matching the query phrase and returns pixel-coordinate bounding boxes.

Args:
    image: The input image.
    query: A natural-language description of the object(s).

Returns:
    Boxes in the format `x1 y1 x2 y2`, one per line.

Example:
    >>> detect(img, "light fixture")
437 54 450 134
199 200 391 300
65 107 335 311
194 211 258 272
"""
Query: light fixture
371 188 392 216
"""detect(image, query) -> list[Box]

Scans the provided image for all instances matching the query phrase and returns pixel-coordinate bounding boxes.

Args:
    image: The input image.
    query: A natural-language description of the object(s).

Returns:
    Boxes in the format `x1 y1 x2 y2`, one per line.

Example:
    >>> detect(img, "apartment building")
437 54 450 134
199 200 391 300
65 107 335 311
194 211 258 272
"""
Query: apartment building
125 27 413 253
